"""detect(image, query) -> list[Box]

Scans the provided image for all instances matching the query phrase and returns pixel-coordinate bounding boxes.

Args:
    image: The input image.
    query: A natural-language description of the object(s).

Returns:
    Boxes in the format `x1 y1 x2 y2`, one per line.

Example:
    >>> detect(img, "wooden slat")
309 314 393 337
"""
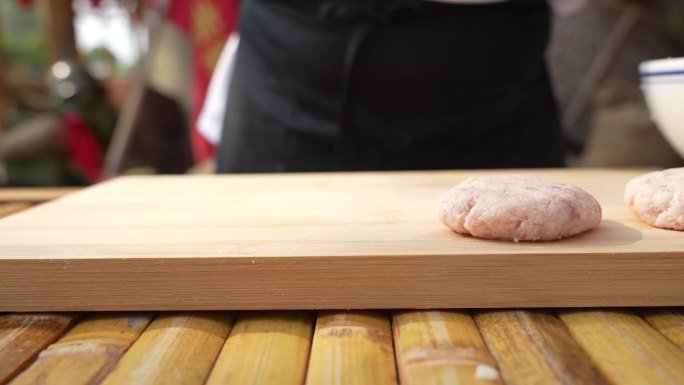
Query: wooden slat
8 313 153 385
41 0 77 62
639 308 684 350
205 311 314 385
0 314 78 384
474 310 611 385
559 310 684 385
393 310 502 385
0 203 31 218
305 311 397 385
98 312 233 385
1 170 684 311
0 188 78 203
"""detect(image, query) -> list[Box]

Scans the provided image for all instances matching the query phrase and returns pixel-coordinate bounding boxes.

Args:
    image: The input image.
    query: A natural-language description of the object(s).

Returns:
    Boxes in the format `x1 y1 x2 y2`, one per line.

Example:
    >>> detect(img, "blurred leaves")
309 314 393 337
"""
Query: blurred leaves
0 1 47 73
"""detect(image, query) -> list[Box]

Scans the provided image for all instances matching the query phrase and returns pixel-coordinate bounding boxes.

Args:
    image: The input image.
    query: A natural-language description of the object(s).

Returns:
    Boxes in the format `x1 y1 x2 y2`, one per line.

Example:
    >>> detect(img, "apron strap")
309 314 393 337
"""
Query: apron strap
316 0 423 168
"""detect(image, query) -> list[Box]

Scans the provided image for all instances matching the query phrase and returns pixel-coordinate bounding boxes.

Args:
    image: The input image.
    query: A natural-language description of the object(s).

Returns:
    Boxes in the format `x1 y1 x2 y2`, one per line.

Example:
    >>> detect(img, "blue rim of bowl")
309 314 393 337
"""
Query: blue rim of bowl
640 69 684 77
640 70 684 85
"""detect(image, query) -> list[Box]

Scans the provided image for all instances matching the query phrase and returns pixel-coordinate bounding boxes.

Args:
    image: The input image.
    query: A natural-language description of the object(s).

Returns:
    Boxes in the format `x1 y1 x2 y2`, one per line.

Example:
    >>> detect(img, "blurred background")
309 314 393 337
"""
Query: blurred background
0 0 682 186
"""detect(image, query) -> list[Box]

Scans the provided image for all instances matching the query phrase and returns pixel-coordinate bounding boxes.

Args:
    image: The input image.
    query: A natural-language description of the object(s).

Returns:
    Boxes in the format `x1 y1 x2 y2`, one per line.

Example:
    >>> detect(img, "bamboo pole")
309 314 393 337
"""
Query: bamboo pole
639 308 684 351
305 311 397 385
98 312 233 385
393 310 502 385
0 188 78 203
8 313 153 385
559 310 684 385
474 310 610 385
205 311 314 385
0 202 31 218
0 314 78 384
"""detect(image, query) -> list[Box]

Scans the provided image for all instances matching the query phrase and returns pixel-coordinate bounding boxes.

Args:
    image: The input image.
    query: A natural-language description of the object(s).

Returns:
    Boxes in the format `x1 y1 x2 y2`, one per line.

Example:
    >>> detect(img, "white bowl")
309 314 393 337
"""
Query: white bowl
640 57 684 159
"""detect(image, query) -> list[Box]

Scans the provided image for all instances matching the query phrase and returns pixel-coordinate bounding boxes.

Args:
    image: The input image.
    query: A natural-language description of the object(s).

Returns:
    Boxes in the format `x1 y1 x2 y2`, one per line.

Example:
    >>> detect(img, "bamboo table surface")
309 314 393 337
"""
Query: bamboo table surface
1 189 683 385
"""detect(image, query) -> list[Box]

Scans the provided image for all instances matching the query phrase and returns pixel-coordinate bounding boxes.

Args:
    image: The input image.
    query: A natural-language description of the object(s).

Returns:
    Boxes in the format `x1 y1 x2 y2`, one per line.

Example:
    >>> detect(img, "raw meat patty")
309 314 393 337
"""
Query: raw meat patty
439 175 602 241
624 167 684 230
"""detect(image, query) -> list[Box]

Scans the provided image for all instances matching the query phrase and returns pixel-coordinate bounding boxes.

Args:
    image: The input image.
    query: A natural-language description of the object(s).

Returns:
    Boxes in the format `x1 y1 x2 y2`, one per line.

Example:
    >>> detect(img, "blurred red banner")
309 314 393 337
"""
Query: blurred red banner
167 0 239 163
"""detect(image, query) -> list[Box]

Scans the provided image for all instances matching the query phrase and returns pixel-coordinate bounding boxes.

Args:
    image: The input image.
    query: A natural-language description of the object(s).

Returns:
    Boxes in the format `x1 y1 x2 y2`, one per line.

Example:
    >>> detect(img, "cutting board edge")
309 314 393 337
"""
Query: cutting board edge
1 253 682 310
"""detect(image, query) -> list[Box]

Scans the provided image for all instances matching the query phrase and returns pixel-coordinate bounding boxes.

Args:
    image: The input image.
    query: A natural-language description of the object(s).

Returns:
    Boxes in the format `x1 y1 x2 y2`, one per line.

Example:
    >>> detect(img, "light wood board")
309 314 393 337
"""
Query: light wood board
0 169 682 310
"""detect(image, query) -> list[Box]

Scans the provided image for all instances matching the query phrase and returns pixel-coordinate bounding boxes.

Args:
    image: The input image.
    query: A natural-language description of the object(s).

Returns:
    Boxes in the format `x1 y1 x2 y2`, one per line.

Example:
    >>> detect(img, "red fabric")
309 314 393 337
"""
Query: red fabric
167 0 239 163
64 113 104 183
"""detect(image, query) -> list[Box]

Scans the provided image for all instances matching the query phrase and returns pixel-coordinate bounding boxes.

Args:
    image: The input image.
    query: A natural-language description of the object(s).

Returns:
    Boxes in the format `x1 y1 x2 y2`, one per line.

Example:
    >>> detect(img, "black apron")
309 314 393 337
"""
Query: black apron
217 0 565 172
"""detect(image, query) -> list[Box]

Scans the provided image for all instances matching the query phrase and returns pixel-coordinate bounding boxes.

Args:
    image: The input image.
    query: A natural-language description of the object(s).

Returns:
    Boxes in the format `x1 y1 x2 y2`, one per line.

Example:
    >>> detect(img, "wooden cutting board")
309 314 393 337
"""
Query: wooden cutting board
0 169 682 311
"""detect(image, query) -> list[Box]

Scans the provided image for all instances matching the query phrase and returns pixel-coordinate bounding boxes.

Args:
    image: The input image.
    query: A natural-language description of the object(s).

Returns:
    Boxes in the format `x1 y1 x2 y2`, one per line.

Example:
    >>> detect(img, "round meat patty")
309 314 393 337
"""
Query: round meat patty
624 167 684 230
439 175 602 242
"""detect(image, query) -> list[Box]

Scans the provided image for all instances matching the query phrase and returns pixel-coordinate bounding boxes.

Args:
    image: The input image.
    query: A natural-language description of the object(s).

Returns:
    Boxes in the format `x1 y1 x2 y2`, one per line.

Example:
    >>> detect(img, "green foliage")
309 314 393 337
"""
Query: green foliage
0 0 46 72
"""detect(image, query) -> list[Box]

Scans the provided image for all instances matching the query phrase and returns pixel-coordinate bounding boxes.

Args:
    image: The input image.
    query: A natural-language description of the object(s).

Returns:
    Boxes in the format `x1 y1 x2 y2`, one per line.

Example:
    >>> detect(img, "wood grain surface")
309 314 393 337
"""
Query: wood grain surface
0 169 682 310
2 186 683 385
